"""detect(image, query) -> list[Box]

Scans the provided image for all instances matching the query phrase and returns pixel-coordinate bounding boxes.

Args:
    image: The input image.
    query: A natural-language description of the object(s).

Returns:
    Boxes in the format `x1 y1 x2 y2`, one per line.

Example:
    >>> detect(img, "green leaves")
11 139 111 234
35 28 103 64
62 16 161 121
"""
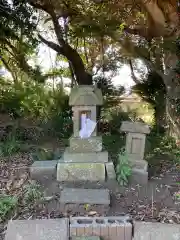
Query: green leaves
0 195 18 222
116 149 132 186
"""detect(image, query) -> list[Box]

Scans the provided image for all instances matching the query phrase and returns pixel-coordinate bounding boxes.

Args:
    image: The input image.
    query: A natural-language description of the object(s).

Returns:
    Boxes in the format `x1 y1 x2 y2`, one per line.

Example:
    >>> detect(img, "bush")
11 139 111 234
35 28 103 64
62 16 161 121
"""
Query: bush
116 149 132 186
0 133 21 157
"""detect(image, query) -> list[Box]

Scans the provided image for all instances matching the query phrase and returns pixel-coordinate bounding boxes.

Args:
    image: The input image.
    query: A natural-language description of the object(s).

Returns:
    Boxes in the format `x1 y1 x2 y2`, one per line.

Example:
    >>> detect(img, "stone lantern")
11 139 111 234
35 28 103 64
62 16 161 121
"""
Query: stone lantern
120 121 150 185
57 85 115 182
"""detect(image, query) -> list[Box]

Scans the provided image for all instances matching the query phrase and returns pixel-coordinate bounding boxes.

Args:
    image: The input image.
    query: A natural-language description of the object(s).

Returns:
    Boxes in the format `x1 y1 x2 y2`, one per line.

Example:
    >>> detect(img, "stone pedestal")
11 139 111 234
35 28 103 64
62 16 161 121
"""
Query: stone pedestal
57 86 115 182
120 121 150 185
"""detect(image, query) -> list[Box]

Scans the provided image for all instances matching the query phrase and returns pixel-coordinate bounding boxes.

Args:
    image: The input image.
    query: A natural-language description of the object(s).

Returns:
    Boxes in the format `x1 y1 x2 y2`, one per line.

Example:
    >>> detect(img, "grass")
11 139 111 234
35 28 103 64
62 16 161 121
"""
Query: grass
0 195 18 222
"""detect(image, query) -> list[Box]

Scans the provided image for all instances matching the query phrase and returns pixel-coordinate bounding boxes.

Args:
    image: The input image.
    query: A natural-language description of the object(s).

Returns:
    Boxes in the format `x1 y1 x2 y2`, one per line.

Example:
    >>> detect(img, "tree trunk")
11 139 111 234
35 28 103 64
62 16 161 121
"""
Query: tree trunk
166 96 180 139
154 101 166 133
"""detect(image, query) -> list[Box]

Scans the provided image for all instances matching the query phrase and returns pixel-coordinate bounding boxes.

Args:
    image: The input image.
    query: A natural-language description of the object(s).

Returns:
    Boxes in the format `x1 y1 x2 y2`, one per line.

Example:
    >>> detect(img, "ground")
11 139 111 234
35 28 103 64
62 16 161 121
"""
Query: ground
0 138 179 240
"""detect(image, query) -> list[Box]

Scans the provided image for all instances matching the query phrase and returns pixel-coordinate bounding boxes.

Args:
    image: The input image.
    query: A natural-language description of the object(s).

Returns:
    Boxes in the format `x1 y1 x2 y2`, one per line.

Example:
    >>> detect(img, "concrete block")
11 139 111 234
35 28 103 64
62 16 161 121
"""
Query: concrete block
69 136 102 153
134 221 180 240
30 160 57 180
5 218 69 240
57 162 105 181
62 149 108 163
70 216 133 240
72 237 100 240
129 169 148 185
105 162 116 180
60 188 110 205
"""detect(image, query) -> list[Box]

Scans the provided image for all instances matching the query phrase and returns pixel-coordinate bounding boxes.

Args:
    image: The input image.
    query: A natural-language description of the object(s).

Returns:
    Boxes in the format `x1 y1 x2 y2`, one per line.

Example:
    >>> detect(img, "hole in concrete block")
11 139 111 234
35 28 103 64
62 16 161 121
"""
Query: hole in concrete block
108 220 116 224
95 219 105 224
77 219 93 224
108 219 124 224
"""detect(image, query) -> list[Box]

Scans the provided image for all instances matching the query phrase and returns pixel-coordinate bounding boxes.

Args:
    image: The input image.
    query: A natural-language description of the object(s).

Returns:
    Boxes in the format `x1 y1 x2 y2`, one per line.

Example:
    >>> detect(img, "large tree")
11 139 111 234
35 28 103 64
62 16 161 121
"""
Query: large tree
0 0 47 82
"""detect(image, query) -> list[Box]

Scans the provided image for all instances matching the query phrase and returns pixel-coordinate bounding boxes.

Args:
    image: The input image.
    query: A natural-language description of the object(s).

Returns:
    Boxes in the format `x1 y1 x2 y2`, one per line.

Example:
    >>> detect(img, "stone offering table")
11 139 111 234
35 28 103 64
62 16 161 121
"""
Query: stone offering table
57 85 115 182
120 121 150 185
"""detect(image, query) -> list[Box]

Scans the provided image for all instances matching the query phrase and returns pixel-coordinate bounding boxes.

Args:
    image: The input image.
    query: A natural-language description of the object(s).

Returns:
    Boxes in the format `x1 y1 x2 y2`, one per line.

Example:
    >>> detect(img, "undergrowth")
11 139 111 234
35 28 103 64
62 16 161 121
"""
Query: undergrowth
116 149 132 186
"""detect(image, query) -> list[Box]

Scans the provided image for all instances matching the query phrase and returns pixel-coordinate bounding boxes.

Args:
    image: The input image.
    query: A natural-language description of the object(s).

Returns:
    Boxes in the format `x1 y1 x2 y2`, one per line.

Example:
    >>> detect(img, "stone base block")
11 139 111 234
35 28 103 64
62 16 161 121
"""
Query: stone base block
105 162 116 180
60 188 110 205
60 188 110 215
63 149 108 163
134 221 180 240
129 169 148 185
69 136 102 153
57 162 105 181
30 160 57 181
129 159 148 171
5 219 69 240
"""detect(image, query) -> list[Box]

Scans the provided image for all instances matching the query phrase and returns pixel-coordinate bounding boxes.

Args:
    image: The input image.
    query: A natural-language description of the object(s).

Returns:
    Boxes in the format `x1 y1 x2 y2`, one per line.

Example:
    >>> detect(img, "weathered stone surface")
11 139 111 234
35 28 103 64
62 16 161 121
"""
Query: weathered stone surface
129 160 148 171
134 221 180 240
129 169 148 185
126 133 146 160
120 121 150 134
69 136 102 153
57 162 105 181
5 219 69 240
60 188 110 205
30 160 57 180
105 162 116 180
69 85 103 106
62 149 108 163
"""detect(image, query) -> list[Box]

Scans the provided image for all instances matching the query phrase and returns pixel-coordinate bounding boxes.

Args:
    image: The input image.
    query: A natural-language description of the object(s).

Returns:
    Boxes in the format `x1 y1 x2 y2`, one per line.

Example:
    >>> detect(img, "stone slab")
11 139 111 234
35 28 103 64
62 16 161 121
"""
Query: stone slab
133 221 180 240
69 136 102 153
60 188 110 205
120 121 150 134
62 150 108 163
129 160 148 171
105 162 116 180
57 162 105 181
129 169 148 185
30 160 57 180
5 218 69 240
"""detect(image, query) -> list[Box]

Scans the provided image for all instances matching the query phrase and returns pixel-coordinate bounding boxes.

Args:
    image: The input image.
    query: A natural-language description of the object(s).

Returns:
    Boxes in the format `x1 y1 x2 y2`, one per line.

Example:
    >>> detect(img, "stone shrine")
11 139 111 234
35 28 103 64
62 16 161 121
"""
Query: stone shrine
57 85 115 182
120 121 150 185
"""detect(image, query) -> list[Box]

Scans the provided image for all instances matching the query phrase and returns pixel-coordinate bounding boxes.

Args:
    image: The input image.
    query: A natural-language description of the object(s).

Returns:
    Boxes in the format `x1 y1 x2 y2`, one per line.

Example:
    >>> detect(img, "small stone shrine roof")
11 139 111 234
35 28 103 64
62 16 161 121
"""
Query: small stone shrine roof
69 85 103 106
120 121 150 134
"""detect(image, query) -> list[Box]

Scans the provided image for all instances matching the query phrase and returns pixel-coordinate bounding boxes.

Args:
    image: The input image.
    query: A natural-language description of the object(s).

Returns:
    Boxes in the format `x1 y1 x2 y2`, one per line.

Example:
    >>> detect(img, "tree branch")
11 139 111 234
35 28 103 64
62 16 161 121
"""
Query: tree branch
129 59 140 84
0 56 17 83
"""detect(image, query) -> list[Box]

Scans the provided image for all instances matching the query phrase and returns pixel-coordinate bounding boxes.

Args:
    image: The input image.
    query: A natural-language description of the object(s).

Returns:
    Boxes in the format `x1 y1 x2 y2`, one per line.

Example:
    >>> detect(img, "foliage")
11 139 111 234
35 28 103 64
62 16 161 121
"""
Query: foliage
0 133 21 157
0 0 44 82
132 71 166 129
103 134 125 165
146 134 180 174
31 148 62 161
0 195 18 222
22 182 44 207
0 78 69 120
116 149 132 186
